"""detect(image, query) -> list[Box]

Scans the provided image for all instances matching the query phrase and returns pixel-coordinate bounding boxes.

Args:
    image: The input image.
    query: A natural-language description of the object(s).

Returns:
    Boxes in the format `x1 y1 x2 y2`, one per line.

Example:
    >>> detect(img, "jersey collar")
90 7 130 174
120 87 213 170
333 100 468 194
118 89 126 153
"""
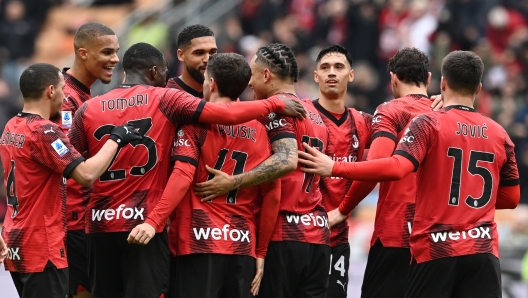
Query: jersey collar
62 68 91 95
313 98 348 127
170 77 203 98
444 105 477 112
17 112 41 118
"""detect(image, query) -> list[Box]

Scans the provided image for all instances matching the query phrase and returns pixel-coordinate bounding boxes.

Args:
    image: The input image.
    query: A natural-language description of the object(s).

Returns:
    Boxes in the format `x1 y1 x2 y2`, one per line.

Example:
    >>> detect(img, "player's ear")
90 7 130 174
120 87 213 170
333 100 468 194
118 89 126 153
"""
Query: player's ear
46 84 55 100
440 76 446 92
122 71 127 83
390 71 397 86
77 48 88 61
314 70 319 83
177 49 184 62
426 72 432 87
263 68 271 83
349 69 354 83
210 77 216 93
475 83 482 96
150 66 158 82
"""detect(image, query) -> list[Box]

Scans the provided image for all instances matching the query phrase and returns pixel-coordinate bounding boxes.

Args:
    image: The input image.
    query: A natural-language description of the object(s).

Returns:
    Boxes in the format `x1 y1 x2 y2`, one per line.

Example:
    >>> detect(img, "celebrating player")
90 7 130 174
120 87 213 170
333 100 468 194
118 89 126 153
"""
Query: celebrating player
299 50 520 297
56 22 119 298
129 53 281 298
0 63 140 298
319 47 433 297
312 45 372 298
195 43 331 298
67 42 305 298
166 24 217 97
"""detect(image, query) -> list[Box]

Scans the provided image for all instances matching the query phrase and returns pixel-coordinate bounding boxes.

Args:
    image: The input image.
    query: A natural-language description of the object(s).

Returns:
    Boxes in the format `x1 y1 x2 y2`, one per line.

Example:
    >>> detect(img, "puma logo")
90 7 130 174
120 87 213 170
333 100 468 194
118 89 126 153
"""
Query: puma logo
336 280 346 291
44 127 55 134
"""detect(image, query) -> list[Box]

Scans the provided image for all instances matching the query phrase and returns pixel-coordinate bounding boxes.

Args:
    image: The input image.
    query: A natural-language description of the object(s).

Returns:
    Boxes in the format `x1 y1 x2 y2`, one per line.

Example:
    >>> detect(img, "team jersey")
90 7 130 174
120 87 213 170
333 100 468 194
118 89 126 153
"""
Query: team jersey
166 77 204 98
313 99 372 247
258 95 330 245
395 105 519 263
57 69 92 231
170 120 273 258
0 113 84 273
370 94 432 248
68 84 205 234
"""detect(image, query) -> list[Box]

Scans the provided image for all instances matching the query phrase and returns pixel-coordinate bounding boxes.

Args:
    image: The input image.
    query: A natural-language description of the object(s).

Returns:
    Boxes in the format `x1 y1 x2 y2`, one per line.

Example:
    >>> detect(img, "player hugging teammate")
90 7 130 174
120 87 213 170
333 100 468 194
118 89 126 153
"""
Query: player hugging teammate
0 21 521 298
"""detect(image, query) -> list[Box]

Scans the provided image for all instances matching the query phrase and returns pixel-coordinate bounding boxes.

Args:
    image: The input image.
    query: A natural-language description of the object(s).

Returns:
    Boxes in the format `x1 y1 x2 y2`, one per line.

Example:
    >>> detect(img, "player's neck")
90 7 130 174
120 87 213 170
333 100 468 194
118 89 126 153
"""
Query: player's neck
68 60 97 88
399 84 428 98
180 73 203 93
318 93 346 114
22 101 50 120
267 83 297 98
123 73 151 86
209 94 232 104
442 91 475 109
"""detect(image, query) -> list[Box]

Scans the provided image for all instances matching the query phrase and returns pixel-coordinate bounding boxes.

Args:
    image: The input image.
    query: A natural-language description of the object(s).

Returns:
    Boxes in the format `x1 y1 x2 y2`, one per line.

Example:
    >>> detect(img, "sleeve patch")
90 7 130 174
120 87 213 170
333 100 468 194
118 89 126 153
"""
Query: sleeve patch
51 138 70 157
61 111 73 129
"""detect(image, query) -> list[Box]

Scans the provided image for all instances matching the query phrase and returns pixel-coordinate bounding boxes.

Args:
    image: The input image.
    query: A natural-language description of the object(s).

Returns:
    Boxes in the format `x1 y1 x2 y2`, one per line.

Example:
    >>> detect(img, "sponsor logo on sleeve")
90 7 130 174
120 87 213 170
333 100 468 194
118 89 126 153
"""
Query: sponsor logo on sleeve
51 138 69 157
62 111 72 129
372 110 381 124
174 129 191 147
399 128 414 143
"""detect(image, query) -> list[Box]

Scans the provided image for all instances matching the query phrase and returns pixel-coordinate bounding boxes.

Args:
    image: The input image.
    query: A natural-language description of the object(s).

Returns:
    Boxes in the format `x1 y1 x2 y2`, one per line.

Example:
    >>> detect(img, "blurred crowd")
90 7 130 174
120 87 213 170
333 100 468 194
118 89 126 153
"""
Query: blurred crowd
1 0 528 221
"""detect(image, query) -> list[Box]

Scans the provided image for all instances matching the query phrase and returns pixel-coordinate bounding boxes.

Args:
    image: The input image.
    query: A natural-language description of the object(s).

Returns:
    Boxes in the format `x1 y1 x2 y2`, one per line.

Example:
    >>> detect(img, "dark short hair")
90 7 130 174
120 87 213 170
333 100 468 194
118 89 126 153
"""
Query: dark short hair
316 44 353 67
441 51 484 95
122 42 165 73
177 24 214 49
387 48 429 87
73 22 115 50
255 43 299 83
207 53 251 100
19 63 61 100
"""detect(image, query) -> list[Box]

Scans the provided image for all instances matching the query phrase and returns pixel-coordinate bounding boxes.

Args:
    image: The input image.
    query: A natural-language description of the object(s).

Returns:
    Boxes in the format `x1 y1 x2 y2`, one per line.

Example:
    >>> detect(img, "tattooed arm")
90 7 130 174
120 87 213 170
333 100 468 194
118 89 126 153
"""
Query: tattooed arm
195 137 297 200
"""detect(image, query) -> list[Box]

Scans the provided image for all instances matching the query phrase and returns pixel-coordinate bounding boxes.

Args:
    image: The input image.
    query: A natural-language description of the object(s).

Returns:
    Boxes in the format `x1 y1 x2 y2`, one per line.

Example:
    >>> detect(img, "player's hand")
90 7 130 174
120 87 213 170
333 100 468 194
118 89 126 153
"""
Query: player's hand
430 94 444 111
251 257 265 296
0 235 7 264
328 208 348 228
278 96 306 120
109 123 142 147
195 165 236 201
298 143 334 177
127 223 155 245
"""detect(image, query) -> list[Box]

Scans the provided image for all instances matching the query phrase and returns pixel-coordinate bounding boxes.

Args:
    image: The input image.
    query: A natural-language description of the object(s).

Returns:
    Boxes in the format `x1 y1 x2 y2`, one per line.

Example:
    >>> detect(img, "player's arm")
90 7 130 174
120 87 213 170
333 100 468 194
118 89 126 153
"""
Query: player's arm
128 161 196 245
195 116 297 200
0 234 7 264
252 179 281 296
68 124 142 186
496 134 521 209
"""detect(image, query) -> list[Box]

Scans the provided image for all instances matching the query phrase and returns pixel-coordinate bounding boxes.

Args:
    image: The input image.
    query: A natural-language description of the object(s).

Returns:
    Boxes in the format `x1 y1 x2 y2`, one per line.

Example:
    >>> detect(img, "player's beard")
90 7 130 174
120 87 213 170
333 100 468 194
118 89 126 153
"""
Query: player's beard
186 65 205 84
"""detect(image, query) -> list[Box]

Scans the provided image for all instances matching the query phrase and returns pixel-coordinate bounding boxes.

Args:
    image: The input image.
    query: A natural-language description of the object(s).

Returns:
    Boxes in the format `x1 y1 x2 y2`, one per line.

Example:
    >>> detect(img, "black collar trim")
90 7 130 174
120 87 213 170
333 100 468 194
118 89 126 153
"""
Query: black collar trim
62 68 91 95
17 112 40 118
173 77 203 98
407 94 429 99
445 105 477 112
312 99 348 127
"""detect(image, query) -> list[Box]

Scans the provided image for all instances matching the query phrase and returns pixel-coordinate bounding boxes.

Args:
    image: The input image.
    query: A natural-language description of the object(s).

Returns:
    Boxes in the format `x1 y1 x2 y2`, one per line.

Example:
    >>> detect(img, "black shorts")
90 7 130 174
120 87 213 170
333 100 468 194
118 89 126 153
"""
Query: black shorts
10 260 68 298
258 241 330 298
328 243 350 298
66 229 91 295
87 231 170 298
361 239 411 298
405 253 501 298
170 254 255 298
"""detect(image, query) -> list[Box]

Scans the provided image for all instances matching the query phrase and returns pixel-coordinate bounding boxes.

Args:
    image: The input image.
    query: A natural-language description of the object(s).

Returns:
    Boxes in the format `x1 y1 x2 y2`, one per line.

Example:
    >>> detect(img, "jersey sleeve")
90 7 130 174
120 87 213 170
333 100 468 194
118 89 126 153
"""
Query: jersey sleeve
499 133 520 186
159 88 205 126
361 111 373 148
393 114 438 171
371 102 402 143
30 123 85 178
68 102 89 154
257 114 296 143
171 124 207 167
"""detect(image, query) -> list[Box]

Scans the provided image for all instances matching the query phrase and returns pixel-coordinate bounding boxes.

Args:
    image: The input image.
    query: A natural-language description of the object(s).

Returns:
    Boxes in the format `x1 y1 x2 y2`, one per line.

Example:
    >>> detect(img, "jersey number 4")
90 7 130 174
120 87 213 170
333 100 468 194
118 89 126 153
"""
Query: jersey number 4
206 149 248 204
447 148 495 208
94 118 158 181
6 160 19 217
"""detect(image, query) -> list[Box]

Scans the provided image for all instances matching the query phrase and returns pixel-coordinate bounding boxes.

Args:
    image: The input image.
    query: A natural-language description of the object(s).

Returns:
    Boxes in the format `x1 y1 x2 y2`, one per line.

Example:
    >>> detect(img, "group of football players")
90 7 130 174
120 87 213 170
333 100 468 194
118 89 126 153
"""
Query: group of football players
0 19 521 298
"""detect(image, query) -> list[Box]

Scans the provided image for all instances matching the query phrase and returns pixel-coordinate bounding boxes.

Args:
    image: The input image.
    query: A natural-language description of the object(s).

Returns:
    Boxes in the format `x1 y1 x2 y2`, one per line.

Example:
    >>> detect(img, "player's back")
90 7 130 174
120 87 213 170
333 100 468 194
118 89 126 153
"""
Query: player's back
403 106 518 262
1 114 80 272
371 94 432 248
172 119 272 257
70 84 202 234
258 96 329 245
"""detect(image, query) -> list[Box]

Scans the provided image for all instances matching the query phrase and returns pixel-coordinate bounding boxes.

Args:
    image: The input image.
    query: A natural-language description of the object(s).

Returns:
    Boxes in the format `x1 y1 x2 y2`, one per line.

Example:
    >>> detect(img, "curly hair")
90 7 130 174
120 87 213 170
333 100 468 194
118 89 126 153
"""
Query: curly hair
177 24 214 49
207 53 251 100
387 48 429 87
255 43 299 83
